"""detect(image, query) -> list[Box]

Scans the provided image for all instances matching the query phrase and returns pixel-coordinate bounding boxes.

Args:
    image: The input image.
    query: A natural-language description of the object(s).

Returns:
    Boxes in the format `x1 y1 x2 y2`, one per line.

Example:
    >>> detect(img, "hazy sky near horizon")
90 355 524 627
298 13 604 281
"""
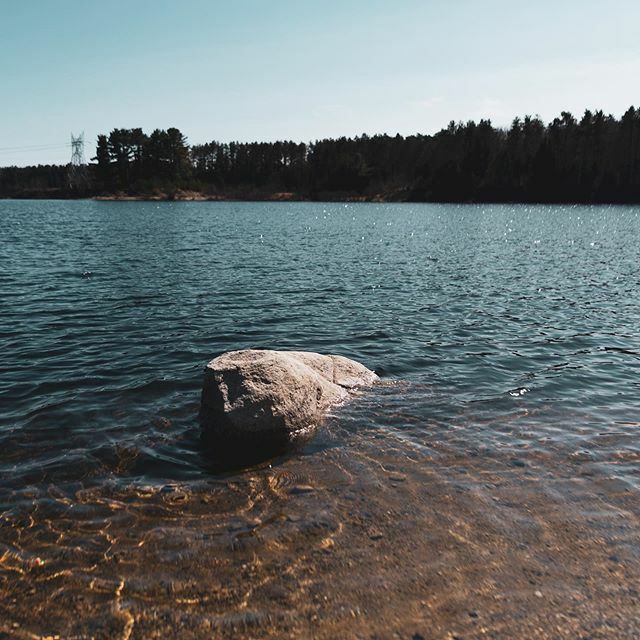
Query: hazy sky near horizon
1 0 639 166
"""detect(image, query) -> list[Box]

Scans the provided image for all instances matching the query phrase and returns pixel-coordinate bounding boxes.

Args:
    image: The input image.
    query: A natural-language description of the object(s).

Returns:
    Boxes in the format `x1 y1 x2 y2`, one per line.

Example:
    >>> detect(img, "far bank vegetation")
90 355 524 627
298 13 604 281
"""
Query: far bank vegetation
1 107 640 203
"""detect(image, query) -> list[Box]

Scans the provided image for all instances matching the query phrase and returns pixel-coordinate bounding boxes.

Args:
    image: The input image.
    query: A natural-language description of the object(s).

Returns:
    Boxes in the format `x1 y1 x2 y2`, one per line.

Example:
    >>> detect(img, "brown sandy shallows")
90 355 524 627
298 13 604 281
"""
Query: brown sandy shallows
0 418 639 640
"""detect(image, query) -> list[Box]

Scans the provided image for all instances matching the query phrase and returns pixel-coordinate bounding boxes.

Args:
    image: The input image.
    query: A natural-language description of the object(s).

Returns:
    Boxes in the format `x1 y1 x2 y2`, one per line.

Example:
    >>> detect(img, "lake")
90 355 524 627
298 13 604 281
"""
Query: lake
1 200 639 638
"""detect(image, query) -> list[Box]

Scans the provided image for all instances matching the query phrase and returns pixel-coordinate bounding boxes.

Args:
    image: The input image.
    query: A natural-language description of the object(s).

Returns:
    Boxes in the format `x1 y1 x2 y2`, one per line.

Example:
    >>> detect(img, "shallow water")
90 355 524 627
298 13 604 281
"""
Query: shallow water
1 201 640 638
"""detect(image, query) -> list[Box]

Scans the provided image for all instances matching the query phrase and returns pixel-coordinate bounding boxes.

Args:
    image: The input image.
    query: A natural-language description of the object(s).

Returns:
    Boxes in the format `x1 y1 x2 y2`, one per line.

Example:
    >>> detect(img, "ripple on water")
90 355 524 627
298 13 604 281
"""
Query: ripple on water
1 201 640 637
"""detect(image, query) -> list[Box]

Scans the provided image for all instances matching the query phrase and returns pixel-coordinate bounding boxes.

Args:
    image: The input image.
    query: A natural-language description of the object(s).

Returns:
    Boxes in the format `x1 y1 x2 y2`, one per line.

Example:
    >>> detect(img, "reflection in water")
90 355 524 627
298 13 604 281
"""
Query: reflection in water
1 201 640 637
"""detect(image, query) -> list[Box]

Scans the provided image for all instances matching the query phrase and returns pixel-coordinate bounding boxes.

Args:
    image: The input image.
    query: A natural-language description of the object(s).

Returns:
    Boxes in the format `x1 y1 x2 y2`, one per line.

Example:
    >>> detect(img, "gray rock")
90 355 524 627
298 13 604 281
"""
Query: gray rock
200 349 378 442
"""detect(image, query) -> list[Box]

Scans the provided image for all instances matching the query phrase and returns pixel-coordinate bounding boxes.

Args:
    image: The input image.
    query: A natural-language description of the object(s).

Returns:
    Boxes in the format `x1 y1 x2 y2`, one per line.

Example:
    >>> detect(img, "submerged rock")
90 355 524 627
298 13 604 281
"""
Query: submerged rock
200 349 378 444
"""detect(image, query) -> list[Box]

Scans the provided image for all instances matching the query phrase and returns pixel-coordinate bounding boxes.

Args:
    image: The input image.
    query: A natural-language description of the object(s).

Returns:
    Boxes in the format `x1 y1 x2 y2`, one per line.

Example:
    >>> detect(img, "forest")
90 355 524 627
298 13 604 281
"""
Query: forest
1 106 640 203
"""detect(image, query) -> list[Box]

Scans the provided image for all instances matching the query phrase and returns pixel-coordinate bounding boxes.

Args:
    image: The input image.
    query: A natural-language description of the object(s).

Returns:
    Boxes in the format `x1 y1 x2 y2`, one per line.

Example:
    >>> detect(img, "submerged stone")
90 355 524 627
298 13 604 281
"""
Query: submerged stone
200 349 378 445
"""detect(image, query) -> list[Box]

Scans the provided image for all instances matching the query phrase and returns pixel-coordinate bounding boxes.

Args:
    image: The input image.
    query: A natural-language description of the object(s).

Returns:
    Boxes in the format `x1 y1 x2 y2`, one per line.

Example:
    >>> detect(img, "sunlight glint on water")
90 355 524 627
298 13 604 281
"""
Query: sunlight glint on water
1 201 640 638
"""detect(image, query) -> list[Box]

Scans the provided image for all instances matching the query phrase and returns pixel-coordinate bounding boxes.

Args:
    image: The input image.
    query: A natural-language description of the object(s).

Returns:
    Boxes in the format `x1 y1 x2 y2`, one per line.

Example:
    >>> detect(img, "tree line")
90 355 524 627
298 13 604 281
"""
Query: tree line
1 107 640 202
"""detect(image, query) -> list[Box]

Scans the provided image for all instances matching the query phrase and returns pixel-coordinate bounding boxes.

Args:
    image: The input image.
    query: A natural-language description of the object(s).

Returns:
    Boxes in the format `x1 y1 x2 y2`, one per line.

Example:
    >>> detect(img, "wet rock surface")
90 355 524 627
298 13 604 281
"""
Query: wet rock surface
200 349 378 443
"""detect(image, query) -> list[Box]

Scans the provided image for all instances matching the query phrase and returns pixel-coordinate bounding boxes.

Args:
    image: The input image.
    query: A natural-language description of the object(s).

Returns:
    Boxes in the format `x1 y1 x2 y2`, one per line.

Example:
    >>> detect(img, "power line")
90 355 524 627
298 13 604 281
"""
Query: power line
0 137 99 154
0 143 74 153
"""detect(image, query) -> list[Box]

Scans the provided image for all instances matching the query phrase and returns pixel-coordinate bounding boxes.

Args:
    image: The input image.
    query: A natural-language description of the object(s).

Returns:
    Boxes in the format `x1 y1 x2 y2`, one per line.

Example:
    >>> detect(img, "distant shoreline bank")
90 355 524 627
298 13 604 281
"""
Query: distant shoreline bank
0 188 409 203
94 190 305 202
3 189 640 205
93 190 399 203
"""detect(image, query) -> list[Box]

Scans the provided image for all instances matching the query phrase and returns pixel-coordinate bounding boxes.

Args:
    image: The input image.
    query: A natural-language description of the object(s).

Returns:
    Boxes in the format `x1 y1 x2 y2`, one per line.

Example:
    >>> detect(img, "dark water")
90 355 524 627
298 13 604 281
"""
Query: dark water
1 200 640 638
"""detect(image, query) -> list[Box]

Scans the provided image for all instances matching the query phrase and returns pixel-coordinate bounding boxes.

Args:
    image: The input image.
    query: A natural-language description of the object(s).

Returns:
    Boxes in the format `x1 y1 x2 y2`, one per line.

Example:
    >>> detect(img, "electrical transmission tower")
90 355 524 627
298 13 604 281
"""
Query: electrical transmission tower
68 132 89 190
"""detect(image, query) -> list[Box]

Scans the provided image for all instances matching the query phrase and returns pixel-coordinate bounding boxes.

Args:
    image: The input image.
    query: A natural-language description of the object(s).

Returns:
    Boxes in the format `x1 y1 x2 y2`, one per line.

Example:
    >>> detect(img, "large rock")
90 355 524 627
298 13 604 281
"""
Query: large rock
200 349 378 443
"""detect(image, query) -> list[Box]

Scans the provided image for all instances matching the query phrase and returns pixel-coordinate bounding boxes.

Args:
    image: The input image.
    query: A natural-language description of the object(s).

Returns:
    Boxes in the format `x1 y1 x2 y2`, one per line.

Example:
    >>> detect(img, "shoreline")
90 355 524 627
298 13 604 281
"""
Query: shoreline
94 190 308 202
4 192 640 205
0 189 407 203
92 194 396 203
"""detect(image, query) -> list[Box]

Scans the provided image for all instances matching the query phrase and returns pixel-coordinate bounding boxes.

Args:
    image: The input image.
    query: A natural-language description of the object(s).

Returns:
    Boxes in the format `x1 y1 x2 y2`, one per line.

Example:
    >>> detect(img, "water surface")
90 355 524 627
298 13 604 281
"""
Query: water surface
1 201 639 638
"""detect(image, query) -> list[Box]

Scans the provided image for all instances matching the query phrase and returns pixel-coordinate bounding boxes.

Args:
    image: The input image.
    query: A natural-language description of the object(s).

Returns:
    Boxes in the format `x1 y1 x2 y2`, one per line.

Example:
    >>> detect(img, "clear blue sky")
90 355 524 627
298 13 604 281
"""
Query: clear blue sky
1 0 639 166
